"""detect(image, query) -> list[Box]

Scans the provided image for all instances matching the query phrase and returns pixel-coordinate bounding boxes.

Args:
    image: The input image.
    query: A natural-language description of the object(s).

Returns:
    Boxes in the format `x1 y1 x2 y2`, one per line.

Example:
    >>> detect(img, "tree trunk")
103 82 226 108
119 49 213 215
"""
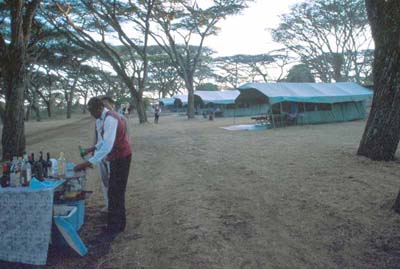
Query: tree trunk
187 91 195 118
0 0 40 159
357 1 400 161
25 105 30 121
32 91 41 122
0 103 5 124
332 53 344 82
393 190 400 214
135 93 147 123
46 100 51 118
185 77 195 119
66 91 73 119
34 105 41 122
82 91 88 114
2 71 26 158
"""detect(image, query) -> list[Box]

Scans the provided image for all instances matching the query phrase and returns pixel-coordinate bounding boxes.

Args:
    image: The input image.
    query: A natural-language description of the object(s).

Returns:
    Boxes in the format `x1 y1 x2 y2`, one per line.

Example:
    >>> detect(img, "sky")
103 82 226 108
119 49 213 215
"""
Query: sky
205 0 299 57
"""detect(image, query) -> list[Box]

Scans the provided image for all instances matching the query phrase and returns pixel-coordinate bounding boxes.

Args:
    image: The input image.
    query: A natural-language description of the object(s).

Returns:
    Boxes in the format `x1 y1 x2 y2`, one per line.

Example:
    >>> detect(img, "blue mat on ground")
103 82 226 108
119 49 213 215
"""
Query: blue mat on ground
220 124 267 131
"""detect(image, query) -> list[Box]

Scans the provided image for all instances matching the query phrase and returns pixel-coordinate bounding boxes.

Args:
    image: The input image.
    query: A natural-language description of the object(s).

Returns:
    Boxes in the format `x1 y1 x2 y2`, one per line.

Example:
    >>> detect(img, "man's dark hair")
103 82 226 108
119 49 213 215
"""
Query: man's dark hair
100 96 115 104
88 97 104 111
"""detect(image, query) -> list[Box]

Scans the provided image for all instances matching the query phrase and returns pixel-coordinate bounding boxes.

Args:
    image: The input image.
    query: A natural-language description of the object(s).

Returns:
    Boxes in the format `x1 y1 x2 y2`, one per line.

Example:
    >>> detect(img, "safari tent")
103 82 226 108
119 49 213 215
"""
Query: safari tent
236 82 373 125
193 90 240 117
172 94 189 112
158 98 175 111
172 91 240 116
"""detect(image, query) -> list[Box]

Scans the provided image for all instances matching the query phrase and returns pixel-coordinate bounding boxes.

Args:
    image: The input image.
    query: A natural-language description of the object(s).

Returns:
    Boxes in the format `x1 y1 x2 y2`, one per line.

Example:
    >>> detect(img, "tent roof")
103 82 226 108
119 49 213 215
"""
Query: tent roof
238 82 373 104
194 90 240 104
158 98 175 106
173 90 240 105
173 94 188 105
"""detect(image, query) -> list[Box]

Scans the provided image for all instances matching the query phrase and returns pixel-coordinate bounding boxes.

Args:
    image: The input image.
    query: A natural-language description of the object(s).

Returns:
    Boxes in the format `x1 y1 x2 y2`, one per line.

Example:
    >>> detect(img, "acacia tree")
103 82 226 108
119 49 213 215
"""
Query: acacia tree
213 52 292 88
150 0 252 118
284 64 315 83
74 63 121 112
271 0 372 83
48 0 155 123
196 82 219 91
147 46 183 98
0 0 41 158
357 1 400 161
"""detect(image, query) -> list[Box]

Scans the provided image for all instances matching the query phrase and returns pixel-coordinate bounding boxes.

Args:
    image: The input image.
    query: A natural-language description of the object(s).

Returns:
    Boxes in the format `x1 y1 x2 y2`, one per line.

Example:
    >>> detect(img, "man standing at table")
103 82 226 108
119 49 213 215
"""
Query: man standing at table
74 97 132 236
96 96 129 213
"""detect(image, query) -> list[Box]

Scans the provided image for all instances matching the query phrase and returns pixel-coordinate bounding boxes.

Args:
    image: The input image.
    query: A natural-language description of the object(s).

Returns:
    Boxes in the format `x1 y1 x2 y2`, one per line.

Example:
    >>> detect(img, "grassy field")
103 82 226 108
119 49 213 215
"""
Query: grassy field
2 113 400 268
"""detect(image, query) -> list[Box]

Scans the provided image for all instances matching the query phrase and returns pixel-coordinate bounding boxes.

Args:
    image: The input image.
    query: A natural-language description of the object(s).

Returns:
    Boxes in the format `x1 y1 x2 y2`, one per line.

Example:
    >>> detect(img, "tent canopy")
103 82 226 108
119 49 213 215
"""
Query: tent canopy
238 82 373 104
194 90 240 105
158 98 175 106
173 90 240 105
173 94 188 105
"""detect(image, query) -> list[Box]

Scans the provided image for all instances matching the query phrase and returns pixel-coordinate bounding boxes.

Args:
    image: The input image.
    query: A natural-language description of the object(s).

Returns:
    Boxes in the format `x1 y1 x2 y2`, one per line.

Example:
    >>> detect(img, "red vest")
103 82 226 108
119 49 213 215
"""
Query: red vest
102 110 132 161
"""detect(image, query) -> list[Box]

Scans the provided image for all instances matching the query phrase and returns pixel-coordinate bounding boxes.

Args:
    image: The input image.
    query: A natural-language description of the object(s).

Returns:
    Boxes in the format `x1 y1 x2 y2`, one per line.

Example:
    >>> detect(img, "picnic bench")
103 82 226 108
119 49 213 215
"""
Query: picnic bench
251 115 270 125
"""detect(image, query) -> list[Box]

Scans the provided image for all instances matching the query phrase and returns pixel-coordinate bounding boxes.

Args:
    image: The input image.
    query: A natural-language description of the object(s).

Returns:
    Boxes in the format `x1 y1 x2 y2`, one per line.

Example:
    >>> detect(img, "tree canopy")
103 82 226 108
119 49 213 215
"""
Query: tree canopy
284 64 315 83
272 0 372 84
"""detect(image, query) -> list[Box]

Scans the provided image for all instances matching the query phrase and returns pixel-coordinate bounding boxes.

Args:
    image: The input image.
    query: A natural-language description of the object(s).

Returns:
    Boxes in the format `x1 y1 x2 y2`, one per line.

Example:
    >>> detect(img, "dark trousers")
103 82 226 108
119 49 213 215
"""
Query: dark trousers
108 154 132 232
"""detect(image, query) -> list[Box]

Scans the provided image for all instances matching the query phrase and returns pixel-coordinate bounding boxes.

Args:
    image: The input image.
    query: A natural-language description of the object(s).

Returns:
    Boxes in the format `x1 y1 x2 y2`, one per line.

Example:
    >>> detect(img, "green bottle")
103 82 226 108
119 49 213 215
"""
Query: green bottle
79 146 86 160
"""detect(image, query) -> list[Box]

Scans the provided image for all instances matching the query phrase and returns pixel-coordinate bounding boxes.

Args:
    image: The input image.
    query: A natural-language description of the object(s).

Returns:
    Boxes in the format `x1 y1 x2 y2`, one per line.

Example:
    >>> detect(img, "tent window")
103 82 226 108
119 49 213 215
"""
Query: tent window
316 103 331 111
237 102 250 108
272 104 282 114
305 103 316 111
281 102 291 112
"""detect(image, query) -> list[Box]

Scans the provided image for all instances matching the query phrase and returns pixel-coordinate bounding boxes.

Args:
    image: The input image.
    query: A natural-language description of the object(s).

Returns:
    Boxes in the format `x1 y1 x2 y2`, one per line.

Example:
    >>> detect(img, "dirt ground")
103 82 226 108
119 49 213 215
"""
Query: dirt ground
2 113 400 269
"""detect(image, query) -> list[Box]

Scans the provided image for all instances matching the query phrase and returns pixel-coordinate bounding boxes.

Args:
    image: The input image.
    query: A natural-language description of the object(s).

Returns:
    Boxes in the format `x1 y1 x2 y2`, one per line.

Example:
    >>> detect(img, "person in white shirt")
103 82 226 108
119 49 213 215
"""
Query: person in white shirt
154 104 161 124
75 97 132 238
96 96 130 213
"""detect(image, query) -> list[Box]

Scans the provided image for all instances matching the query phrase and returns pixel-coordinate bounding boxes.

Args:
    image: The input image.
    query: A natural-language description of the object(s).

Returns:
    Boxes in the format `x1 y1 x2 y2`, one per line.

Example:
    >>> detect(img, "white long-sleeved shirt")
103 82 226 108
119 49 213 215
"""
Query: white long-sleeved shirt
89 108 118 165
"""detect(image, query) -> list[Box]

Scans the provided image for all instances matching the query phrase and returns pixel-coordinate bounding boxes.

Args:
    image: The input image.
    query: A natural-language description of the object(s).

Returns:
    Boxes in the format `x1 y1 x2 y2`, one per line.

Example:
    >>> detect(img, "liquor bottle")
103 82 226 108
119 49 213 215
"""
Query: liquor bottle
30 153 35 165
46 152 52 178
31 153 43 181
1 162 10 187
39 151 43 166
9 157 18 187
21 157 27 186
26 160 31 184
5 152 12 162
58 152 66 177
35 159 43 181
40 151 48 178
16 157 22 187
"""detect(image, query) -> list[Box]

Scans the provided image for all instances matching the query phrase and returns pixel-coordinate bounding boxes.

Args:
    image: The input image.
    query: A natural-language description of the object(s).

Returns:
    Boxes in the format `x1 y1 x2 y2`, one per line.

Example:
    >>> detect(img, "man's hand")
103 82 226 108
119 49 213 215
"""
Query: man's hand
74 161 92 172
84 146 96 155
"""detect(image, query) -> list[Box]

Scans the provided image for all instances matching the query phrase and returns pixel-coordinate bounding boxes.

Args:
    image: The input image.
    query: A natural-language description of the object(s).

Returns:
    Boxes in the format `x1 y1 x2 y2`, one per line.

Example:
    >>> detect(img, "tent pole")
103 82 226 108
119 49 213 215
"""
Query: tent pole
340 103 345 121
279 102 284 127
270 103 276 128
234 103 236 124
353 101 361 117
303 103 307 125
330 103 337 121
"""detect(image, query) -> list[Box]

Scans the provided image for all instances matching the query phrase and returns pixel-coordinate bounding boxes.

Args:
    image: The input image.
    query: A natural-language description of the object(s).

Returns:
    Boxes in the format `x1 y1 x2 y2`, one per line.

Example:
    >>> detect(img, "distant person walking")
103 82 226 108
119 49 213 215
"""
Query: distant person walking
154 104 161 124
127 104 133 117
118 105 125 116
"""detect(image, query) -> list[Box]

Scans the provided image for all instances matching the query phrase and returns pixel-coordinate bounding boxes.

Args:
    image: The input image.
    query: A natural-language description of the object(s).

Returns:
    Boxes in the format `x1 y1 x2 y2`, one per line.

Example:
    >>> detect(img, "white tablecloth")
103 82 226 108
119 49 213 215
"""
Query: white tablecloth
0 180 63 265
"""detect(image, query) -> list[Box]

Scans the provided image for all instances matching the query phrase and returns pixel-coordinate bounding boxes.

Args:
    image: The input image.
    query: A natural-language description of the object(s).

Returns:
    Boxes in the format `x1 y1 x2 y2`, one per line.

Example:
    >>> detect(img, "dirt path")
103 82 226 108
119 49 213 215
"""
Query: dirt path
2 114 400 268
